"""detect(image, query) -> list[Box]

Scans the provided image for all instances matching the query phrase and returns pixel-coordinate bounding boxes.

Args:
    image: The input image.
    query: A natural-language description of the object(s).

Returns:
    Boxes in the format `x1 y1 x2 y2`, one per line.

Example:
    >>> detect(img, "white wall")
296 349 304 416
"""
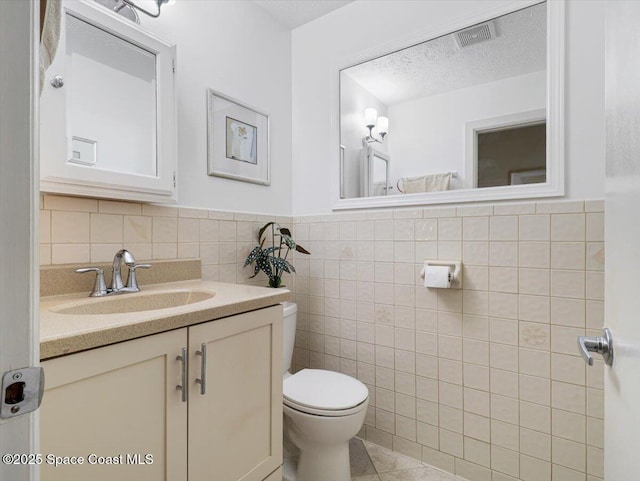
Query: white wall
141 1 292 215
292 0 606 215
389 71 545 189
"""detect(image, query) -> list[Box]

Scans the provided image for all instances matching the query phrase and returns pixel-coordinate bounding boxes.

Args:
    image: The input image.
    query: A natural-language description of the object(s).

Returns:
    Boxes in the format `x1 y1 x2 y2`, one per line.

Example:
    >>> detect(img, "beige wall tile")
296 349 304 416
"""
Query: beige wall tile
52 244 90 264
40 210 51 243
464 412 491 443
463 242 489 266
124 216 152 243
465 388 491 417
520 454 551 481
90 243 122 263
98 200 142 215
462 362 489 392
490 242 518 267
519 242 550 268
491 445 519 477
51 211 90 243
489 267 518 294
489 292 518 320
491 394 519 425
551 270 585 298
551 242 586 270
521 428 551 461
490 216 518 241
455 457 492 481
520 401 551 433
40 244 51 265
552 408 586 443
438 218 463 241
463 217 489 241
464 436 491 467
519 215 550 241
519 268 549 296
552 381 586 415
44 194 97 212
491 419 519 450
551 214 586 241
439 405 463 433
90 213 123 244
551 465 585 481
439 429 463 457
551 353 585 386
519 374 550 406
586 213 604 242
552 436 586 472
536 201 584 214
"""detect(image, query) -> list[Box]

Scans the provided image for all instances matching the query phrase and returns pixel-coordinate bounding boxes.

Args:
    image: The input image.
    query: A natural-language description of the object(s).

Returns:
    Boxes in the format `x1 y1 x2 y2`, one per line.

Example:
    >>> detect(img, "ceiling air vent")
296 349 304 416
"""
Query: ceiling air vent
454 21 497 48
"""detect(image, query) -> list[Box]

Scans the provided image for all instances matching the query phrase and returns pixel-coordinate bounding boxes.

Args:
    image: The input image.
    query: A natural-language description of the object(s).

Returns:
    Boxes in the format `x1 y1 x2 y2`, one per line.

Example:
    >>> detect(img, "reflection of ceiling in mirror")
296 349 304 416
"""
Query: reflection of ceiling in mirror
343 2 546 105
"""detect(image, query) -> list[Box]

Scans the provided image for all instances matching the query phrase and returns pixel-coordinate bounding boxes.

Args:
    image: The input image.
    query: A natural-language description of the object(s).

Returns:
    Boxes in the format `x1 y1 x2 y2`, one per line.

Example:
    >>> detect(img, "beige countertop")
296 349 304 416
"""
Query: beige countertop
40 280 291 360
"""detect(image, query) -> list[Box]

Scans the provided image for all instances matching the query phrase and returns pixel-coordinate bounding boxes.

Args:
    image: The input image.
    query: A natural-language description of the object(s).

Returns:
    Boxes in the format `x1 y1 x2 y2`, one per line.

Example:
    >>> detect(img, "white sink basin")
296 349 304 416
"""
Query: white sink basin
51 290 215 315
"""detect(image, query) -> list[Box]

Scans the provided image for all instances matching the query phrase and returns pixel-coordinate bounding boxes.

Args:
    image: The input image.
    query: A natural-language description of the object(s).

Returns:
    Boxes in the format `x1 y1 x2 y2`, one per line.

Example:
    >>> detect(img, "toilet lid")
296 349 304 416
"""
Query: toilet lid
283 369 368 411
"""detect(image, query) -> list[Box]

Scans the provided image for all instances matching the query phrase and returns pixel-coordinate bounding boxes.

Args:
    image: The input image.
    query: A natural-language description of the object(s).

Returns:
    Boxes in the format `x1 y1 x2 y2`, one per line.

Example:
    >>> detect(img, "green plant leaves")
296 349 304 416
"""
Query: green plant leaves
245 221 310 286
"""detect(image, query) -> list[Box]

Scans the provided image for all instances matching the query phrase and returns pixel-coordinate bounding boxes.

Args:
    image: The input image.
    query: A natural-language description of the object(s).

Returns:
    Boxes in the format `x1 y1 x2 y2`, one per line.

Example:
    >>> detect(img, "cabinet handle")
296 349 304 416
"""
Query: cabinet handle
176 348 187 403
195 343 206 395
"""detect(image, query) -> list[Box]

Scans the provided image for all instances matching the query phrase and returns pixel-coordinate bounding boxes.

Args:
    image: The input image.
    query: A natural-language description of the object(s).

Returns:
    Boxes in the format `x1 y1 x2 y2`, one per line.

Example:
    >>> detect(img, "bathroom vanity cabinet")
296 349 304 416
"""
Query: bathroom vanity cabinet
40 306 283 481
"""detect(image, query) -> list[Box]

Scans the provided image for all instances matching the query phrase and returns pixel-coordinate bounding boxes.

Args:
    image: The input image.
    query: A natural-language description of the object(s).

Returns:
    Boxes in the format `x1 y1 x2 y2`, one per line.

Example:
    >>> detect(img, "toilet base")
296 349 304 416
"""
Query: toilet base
282 442 350 481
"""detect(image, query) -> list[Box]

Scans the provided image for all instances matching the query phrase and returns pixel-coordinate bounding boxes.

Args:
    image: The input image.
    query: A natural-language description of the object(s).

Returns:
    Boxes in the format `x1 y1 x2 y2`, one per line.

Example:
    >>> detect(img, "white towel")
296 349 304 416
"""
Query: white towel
400 172 452 193
40 0 62 95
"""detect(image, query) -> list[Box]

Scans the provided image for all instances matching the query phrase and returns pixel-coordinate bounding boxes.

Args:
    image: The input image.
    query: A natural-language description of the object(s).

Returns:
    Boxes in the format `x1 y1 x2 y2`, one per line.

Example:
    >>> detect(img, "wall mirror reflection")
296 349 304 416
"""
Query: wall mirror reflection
339 1 554 203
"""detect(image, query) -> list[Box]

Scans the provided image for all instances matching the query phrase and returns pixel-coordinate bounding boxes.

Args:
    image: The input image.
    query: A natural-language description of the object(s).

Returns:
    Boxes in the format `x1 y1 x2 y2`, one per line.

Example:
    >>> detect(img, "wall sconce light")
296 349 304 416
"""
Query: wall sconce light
120 0 175 18
364 108 389 144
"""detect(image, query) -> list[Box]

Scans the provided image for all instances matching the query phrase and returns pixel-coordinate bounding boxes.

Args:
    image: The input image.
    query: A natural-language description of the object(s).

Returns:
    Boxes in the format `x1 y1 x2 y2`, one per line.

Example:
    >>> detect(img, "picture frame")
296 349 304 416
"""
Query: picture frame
207 88 270 185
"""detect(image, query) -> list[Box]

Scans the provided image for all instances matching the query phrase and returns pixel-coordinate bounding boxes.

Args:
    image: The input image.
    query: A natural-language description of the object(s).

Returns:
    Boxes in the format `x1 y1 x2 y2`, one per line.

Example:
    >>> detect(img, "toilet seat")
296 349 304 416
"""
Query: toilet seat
283 369 369 417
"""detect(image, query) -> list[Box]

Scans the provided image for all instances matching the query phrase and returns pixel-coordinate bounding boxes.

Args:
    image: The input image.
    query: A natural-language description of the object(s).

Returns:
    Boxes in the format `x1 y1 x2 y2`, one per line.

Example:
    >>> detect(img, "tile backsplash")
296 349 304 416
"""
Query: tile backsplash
290 200 604 481
39 194 292 286
41 194 605 481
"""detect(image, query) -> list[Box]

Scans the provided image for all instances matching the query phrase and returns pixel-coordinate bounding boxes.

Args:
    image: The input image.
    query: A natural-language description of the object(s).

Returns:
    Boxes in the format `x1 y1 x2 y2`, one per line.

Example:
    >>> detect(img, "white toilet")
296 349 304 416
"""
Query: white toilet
282 302 369 481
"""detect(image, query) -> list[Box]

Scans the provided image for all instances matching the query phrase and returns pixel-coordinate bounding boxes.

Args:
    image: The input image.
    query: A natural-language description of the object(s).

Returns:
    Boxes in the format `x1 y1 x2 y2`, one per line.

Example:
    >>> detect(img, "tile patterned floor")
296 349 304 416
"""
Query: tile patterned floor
349 438 467 481
284 435 467 481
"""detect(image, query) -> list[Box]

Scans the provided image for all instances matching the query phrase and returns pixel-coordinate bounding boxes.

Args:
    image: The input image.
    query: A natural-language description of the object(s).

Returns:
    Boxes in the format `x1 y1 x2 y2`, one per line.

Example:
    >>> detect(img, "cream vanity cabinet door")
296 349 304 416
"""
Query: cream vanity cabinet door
40 328 188 481
188 306 283 481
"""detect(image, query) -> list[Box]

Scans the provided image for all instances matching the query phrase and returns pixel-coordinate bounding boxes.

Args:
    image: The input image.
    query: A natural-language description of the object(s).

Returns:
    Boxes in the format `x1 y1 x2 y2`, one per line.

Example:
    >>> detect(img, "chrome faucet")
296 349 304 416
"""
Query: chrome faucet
75 249 151 297
111 249 136 291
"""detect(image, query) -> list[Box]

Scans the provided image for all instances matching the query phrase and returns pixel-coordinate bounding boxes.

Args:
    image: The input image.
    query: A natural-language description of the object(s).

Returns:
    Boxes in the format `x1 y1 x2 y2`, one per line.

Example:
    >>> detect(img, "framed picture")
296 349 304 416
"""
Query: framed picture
509 168 546 185
207 88 270 185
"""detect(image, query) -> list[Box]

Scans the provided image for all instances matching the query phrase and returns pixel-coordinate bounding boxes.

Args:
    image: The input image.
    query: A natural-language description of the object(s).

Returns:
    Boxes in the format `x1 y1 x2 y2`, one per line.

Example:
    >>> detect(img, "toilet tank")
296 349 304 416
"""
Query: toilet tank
282 302 297 375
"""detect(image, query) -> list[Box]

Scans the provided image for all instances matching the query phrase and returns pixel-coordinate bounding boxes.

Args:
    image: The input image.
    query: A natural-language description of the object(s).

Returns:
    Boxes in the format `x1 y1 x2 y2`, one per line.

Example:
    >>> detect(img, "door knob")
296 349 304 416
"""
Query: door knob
578 328 613 366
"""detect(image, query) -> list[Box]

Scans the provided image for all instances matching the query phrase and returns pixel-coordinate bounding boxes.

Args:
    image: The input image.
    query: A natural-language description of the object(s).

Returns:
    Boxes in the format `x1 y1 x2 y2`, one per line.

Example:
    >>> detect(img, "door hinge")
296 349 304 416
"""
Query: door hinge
173 171 176 188
172 58 176 74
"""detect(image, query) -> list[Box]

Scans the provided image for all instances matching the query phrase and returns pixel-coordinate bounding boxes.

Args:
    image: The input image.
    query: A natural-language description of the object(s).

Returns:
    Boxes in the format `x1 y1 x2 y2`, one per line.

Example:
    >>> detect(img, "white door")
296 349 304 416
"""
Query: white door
0 1 40 480
604 1 640 479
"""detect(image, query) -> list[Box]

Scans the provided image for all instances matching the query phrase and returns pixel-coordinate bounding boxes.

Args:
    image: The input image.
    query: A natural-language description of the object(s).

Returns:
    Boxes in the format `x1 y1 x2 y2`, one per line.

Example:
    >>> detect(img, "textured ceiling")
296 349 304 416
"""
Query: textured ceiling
343 3 547 105
252 0 354 29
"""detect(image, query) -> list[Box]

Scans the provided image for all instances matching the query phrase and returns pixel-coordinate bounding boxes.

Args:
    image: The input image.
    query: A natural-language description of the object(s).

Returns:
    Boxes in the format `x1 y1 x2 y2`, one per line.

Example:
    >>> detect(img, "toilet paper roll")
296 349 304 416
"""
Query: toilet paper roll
424 265 451 288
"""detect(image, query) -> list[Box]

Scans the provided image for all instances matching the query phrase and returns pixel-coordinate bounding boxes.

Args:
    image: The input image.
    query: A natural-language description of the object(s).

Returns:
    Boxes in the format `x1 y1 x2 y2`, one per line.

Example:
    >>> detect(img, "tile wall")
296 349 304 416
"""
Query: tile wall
290 200 605 481
39 194 292 287
41 194 606 481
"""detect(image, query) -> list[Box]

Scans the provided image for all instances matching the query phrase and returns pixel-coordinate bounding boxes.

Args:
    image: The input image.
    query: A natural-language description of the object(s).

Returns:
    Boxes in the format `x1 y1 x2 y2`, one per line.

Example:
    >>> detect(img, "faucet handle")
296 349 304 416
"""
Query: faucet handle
125 263 152 291
75 267 108 297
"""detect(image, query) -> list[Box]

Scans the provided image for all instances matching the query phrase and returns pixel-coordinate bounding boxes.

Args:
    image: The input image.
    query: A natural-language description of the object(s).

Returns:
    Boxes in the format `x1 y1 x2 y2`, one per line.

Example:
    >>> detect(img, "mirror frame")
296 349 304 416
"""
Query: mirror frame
331 0 564 210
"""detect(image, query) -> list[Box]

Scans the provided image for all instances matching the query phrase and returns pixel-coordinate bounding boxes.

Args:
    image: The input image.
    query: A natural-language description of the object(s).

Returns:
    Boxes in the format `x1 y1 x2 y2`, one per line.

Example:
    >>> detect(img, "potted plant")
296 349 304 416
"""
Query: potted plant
244 222 310 288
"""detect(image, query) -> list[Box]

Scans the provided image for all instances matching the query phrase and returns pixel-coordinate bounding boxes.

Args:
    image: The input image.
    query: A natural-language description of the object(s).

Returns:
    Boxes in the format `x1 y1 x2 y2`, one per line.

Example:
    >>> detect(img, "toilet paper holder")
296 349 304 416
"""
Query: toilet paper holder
419 260 462 289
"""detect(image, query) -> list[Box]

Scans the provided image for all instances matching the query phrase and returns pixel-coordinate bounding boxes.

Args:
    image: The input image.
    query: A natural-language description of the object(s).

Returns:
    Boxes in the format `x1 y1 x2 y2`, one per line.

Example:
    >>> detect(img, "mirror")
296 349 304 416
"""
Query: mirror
337 1 564 208
40 0 177 203
66 13 157 175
